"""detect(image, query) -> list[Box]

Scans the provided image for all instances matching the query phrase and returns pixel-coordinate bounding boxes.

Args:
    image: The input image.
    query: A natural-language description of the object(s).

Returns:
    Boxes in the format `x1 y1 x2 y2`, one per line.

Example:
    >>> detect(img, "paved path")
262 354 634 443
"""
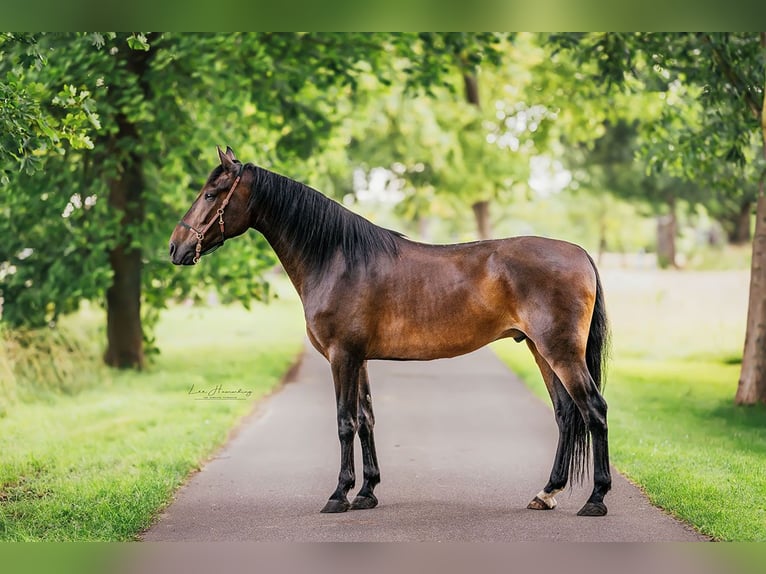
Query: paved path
142 344 706 542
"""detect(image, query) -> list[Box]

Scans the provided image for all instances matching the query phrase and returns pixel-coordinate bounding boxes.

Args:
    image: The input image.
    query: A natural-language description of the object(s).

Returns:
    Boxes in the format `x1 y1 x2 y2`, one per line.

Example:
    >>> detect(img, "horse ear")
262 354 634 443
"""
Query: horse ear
225 146 237 161
217 146 235 171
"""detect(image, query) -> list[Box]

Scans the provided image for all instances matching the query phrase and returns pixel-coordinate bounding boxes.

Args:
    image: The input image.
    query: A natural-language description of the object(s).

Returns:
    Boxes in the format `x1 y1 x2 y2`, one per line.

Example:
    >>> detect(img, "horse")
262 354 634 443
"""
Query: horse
169 146 611 517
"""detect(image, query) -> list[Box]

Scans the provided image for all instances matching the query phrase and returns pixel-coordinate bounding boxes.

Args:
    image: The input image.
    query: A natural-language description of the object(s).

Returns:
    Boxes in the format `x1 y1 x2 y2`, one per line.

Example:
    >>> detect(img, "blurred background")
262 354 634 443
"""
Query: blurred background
0 33 764 542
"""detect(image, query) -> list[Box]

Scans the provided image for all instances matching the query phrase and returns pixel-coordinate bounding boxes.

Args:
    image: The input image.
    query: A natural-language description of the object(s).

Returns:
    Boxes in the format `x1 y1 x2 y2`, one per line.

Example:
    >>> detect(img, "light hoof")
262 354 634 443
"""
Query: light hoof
350 494 378 510
527 496 556 510
320 499 350 513
577 502 608 516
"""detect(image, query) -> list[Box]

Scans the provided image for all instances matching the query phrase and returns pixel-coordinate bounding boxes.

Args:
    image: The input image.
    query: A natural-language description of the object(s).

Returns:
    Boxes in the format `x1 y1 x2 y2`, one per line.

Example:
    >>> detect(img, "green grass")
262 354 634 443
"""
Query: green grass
0 287 305 541
492 267 766 541
1 311 112 412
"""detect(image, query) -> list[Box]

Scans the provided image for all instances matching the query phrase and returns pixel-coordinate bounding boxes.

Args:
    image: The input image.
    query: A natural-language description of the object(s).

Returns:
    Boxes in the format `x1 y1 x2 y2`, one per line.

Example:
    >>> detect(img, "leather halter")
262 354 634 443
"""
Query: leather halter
179 165 243 264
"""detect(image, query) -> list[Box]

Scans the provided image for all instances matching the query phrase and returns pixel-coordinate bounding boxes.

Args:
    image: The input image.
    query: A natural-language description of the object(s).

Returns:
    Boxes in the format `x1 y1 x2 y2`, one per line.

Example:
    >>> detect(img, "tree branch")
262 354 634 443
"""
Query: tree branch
702 33 762 120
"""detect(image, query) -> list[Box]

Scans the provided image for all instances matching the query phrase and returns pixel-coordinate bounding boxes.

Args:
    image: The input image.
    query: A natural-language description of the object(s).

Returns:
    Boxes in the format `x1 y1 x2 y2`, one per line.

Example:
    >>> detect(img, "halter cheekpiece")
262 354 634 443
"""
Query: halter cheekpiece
179 164 244 264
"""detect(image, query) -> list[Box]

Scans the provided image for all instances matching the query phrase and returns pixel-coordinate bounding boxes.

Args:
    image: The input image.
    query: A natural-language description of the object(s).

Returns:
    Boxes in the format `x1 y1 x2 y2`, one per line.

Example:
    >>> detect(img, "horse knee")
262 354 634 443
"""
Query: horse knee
360 406 375 425
337 415 358 440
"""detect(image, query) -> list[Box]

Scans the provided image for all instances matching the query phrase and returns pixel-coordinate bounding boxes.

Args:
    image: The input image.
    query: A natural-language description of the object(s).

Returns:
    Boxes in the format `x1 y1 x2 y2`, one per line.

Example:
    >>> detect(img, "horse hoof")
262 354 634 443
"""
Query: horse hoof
527 496 555 510
320 499 350 513
577 502 608 516
350 494 378 510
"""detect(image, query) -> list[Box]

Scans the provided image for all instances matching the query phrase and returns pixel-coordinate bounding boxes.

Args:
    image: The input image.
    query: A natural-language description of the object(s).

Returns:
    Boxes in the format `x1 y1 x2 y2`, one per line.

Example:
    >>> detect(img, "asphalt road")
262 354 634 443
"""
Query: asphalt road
142 344 706 542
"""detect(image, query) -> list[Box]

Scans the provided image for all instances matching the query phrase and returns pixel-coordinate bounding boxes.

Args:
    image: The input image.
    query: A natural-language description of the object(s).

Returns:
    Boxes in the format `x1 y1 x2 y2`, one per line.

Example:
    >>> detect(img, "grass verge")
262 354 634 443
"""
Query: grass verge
0 292 304 541
492 268 766 541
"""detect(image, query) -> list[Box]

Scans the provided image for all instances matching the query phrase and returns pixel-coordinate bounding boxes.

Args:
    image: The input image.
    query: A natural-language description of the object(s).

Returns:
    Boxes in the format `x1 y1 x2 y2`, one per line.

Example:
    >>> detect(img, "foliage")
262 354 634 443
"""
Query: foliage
0 33 99 182
548 32 765 236
400 32 508 94
347 34 553 236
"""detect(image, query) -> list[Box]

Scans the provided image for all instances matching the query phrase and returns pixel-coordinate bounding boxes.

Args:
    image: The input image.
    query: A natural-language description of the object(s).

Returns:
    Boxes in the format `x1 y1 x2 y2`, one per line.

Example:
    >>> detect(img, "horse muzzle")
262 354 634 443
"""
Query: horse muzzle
169 240 196 266
169 238 224 265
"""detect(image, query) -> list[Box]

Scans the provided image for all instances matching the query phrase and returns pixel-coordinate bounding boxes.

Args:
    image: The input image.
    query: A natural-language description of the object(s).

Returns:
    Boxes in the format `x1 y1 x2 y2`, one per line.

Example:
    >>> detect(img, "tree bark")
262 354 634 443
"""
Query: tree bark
656 199 677 269
104 132 145 369
102 38 156 369
729 200 753 245
463 72 480 107
736 32 766 404
472 200 492 240
736 194 766 404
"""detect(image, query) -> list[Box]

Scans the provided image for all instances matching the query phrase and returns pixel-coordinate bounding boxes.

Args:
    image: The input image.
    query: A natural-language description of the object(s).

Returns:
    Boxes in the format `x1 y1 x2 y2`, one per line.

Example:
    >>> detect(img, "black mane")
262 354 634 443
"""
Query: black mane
245 164 402 272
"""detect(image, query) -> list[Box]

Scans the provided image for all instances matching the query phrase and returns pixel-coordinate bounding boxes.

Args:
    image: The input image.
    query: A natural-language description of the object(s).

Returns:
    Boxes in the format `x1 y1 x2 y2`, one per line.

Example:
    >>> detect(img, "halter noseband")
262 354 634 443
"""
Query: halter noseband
179 165 244 264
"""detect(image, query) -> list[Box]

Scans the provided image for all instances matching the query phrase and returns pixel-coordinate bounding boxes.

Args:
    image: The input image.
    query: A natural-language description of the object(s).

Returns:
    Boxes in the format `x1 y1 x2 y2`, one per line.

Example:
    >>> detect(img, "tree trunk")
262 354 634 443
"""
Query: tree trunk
736 32 766 404
463 70 493 241
102 38 155 369
463 72 480 107
104 143 145 369
736 194 766 404
656 199 677 269
104 242 144 369
729 200 753 245
472 200 492 240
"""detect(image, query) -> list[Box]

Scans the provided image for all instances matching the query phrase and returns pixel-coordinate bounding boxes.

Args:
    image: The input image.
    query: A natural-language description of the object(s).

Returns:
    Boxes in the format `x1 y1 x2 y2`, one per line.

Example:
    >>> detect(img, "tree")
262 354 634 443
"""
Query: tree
349 34 557 242
548 32 766 404
569 118 702 267
428 32 519 240
737 34 766 405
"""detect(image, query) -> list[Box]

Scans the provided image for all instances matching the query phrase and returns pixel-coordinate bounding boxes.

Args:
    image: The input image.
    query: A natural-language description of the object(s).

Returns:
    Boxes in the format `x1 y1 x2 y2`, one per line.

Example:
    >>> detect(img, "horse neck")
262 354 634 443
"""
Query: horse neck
258 227 315 297
245 165 401 297
246 169 325 295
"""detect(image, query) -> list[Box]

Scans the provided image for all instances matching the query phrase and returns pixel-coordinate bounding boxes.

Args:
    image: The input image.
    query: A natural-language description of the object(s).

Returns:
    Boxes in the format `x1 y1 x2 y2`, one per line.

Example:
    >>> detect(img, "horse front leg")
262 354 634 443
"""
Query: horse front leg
320 350 361 513
351 362 380 510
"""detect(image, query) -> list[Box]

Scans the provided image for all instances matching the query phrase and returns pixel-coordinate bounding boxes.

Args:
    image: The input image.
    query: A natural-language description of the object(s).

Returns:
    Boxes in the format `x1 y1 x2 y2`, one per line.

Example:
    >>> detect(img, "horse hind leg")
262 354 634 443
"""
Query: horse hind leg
525 340 575 511
350 362 381 510
574 384 610 517
549 359 611 517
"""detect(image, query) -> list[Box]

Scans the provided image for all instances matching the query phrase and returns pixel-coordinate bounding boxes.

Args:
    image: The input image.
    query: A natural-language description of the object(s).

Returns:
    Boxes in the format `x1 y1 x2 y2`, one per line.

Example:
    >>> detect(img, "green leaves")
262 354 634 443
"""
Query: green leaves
547 32 766 235
0 36 101 178
126 34 151 52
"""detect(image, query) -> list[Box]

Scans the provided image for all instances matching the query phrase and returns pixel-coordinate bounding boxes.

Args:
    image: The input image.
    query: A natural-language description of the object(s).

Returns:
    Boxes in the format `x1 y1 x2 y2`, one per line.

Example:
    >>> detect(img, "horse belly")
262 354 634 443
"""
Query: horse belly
369 292 510 361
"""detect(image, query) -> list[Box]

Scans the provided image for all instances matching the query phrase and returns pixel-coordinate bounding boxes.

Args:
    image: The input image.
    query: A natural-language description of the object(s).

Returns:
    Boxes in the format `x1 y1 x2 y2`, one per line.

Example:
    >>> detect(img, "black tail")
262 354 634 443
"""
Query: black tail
566 254 610 485
585 254 610 394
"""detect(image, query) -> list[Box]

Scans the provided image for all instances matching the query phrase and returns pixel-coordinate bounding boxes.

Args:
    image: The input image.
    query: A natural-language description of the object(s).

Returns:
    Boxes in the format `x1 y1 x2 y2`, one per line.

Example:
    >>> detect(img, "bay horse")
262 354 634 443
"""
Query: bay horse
169 147 611 517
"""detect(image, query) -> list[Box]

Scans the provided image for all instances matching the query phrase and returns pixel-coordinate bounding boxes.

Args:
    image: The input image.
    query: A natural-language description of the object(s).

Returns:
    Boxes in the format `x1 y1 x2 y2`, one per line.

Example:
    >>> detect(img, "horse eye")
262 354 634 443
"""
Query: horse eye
203 192 216 201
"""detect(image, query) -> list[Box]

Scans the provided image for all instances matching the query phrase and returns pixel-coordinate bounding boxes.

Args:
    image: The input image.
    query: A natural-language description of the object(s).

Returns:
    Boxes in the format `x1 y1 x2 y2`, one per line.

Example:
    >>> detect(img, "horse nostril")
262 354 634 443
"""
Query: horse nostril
169 242 176 258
